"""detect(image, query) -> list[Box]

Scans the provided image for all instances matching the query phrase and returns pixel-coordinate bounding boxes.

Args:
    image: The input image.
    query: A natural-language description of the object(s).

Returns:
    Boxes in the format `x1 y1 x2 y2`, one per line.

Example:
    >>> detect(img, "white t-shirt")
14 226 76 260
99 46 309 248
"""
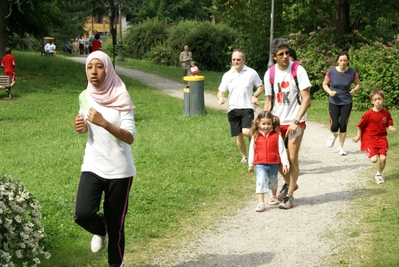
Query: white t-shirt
45 43 56 52
264 62 312 125
218 65 263 112
79 90 136 179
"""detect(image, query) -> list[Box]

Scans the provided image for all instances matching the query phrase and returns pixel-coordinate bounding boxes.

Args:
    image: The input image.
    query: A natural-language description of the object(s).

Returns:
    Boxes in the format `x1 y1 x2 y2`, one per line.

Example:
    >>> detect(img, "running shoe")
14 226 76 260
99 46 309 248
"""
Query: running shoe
375 174 384 184
277 183 299 201
337 147 347 156
326 135 337 148
239 157 248 163
279 194 294 209
91 234 106 253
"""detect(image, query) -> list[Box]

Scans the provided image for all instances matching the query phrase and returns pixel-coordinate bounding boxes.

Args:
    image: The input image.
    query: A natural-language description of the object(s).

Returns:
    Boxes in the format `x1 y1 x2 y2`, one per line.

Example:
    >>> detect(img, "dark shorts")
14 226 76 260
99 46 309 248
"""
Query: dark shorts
228 108 254 137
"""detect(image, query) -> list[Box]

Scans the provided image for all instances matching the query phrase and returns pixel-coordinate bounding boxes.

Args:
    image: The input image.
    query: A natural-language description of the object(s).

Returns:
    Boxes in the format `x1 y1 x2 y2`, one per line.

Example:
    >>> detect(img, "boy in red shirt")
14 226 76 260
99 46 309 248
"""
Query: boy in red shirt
91 34 102 52
1 47 16 88
353 89 397 184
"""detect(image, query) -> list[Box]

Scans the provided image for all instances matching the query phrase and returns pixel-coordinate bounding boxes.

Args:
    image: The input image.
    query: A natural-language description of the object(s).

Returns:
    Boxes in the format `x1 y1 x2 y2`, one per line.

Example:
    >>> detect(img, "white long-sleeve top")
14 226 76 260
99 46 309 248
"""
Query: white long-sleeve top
79 90 136 178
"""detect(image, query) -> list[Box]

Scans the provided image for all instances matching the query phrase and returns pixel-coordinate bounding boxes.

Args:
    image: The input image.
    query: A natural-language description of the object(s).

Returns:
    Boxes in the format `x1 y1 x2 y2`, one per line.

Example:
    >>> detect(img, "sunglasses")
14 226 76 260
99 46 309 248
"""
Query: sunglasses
276 51 290 57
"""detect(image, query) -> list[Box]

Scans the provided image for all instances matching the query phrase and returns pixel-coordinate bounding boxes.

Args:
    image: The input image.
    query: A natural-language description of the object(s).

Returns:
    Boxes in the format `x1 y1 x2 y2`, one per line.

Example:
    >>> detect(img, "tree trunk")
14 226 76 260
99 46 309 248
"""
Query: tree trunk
335 0 350 35
0 0 9 58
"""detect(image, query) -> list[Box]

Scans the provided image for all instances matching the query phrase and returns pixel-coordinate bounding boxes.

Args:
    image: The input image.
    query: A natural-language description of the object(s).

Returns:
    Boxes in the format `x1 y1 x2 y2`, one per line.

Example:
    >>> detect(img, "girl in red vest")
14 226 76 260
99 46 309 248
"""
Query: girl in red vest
248 111 289 212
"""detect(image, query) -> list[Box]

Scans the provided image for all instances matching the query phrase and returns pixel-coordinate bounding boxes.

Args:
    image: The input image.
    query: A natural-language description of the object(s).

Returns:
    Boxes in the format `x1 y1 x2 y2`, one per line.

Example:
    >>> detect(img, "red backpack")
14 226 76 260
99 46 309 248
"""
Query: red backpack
269 61 310 109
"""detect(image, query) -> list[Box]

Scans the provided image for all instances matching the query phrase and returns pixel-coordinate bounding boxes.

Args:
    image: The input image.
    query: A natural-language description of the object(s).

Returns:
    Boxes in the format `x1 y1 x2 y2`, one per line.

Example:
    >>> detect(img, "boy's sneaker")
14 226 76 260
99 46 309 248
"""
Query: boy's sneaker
91 234 107 253
279 195 294 209
255 202 265 212
326 136 337 148
268 196 280 205
375 174 384 184
277 183 299 201
239 157 248 163
337 147 347 156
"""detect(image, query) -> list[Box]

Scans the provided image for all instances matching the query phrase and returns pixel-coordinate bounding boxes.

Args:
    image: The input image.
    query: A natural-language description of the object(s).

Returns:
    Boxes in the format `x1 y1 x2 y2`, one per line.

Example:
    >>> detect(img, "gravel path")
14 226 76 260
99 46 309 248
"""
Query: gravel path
68 56 370 266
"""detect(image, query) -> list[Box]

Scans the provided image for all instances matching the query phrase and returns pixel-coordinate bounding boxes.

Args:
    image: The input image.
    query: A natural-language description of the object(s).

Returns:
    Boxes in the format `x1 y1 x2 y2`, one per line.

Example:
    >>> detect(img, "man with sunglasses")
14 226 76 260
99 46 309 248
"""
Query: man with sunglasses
218 49 264 163
263 38 312 209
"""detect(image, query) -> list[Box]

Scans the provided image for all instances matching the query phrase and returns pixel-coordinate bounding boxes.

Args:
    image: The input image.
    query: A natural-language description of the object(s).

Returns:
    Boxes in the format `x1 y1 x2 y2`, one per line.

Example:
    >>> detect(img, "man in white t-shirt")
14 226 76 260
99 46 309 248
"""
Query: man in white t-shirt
264 38 311 209
218 49 264 163
44 41 57 56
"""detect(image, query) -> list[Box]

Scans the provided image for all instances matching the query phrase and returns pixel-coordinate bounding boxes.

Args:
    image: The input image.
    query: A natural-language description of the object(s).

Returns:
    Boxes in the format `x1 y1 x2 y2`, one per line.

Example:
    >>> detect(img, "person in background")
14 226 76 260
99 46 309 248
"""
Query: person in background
78 36 85 55
1 47 16 98
263 38 312 209
179 44 192 83
88 30 98 53
91 33 102 52
352 89 396 184
73 51 136 267
289 48 297 61
63 42 72 54
218 49 264 163
248 111 289 212
45 40 57 56
190 61 200 76
323 51 361 156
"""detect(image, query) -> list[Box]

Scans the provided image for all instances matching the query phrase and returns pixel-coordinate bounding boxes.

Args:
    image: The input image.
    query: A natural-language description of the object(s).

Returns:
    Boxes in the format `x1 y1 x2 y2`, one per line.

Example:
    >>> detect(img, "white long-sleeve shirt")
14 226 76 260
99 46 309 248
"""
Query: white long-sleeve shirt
79 90 136 178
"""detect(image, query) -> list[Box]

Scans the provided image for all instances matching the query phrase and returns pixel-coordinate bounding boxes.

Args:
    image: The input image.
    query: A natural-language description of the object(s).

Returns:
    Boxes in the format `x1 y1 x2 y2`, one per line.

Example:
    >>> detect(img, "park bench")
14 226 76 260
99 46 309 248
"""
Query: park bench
0 75 11 98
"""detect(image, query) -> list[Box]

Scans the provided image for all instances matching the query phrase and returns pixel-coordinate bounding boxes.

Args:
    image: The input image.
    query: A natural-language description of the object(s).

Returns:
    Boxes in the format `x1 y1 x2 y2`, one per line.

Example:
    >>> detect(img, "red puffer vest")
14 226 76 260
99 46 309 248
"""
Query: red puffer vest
254 131 281 165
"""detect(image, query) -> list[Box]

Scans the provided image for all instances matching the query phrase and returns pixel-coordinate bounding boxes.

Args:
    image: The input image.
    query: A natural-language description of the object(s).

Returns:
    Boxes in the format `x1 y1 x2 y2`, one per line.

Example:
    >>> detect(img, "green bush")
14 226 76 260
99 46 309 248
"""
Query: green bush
167 21 239 71
147 43 177 66
350 40 399 110
124 18 168 59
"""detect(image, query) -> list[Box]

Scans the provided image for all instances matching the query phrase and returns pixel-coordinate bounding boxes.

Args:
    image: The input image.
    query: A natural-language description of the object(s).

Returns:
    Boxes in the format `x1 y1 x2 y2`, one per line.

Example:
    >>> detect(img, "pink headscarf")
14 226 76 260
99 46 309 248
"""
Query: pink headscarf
86 51 135 111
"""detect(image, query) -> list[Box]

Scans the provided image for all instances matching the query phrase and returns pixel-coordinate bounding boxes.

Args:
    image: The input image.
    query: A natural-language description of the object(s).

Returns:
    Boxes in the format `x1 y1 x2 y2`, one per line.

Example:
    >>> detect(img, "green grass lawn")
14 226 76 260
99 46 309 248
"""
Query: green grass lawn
1 52 398 266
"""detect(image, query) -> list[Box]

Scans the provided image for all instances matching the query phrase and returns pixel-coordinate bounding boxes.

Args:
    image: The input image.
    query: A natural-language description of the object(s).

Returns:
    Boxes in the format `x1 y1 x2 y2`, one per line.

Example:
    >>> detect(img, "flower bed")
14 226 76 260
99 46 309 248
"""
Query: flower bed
0 174 50 266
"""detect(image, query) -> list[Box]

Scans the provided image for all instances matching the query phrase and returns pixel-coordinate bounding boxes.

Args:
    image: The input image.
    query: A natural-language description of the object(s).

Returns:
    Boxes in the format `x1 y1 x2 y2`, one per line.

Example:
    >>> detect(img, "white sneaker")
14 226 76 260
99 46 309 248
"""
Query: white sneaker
375 174 384 184
91 234 106 253
326 135 337 148
337 147 347 156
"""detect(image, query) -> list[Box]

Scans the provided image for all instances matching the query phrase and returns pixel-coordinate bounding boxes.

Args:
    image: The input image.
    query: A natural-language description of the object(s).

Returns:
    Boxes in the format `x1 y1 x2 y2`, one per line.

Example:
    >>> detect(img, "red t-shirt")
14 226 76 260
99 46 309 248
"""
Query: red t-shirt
357 108 393 150
91 40 101 52
1 54 15 73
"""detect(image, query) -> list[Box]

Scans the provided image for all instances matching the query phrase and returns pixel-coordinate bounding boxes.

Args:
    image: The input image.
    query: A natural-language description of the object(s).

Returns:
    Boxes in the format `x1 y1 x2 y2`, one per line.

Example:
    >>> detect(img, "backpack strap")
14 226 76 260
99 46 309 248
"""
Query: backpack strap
291 61 301 105
269 64 276 111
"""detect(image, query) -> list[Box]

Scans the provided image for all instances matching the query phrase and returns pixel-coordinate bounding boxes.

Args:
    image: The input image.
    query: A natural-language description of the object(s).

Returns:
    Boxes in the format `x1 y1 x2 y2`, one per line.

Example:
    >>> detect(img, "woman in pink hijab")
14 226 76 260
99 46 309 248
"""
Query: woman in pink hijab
73 51 136 267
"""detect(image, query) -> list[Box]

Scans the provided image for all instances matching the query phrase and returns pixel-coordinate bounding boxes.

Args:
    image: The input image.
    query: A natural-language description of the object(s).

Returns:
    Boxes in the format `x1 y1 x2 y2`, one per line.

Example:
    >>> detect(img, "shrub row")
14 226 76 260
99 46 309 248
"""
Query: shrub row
121 19 240 72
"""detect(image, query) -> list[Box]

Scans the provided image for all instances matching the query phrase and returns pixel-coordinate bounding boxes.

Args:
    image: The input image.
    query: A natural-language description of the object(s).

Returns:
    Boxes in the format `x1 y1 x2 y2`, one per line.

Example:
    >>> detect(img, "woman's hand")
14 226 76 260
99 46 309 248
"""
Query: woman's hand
87 107 108 128
74 114 87 133
329 90 337 97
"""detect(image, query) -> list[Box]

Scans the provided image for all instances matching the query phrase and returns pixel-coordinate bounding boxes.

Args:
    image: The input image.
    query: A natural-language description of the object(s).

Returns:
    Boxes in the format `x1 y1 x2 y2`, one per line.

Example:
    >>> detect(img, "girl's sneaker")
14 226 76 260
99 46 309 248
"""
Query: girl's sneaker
375 174 384 184
255 202 265 212
268 196 280 205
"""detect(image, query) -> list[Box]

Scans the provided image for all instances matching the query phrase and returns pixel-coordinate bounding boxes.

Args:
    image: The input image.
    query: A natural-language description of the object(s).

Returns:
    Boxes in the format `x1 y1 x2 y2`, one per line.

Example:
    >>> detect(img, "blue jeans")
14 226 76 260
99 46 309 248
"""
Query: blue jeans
255 164 279 193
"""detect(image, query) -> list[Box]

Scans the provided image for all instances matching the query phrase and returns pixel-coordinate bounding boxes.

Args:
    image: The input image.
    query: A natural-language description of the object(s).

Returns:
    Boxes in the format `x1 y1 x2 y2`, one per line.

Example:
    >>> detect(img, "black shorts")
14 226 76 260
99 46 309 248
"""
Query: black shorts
228 109 254 137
